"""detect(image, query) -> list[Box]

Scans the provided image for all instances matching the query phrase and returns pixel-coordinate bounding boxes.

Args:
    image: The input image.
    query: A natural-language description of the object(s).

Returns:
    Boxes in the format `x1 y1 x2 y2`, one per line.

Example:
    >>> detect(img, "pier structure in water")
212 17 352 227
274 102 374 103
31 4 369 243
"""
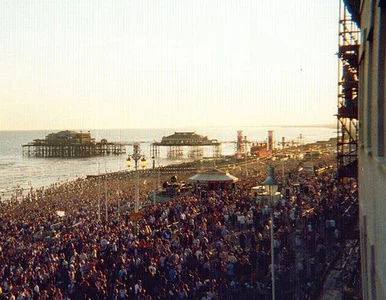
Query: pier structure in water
22 130 126 158
150 131 222 159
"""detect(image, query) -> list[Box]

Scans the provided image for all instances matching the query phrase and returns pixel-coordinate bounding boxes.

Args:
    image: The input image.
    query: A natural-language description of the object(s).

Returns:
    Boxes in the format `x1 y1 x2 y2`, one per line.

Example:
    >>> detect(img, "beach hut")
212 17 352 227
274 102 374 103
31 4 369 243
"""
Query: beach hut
188 169 238 190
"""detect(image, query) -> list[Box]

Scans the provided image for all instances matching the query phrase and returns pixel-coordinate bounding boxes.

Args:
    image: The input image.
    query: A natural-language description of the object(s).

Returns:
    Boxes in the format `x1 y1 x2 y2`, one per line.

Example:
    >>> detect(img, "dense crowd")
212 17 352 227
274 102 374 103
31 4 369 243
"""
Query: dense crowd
0 152 358 299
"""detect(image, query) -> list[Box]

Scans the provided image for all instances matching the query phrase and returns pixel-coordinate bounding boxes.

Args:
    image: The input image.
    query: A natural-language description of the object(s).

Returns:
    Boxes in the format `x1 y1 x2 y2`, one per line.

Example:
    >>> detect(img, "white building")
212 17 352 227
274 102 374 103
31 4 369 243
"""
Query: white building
357 0 386 298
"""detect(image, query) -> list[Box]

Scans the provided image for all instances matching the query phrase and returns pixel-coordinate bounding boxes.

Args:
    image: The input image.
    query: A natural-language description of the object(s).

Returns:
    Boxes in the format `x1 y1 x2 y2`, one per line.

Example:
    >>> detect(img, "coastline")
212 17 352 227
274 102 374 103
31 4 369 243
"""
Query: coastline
0 130 336 203
1 136 336 207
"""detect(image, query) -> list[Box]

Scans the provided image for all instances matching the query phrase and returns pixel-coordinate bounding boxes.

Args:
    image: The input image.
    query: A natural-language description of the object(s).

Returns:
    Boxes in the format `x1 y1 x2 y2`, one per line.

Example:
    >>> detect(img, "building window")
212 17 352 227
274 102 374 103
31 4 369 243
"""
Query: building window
377 7 386 157
366 33 374 149
359 52 365 147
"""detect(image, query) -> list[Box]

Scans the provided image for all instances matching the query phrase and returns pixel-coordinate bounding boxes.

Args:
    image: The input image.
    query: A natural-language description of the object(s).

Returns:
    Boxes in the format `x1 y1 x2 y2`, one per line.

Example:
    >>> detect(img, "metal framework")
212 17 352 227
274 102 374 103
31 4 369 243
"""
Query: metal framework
337 1 360 183
188 146 204 158
151 131 222 159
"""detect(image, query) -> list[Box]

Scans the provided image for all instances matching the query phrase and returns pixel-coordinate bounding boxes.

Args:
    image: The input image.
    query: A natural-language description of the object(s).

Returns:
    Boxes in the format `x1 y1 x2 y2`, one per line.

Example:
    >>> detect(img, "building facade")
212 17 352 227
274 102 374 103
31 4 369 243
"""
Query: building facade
358 0 386 299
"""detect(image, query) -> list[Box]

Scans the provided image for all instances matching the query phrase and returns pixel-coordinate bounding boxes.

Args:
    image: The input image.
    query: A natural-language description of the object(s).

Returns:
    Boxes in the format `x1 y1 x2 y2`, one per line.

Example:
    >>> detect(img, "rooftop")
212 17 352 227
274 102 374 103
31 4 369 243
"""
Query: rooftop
153 131 220 146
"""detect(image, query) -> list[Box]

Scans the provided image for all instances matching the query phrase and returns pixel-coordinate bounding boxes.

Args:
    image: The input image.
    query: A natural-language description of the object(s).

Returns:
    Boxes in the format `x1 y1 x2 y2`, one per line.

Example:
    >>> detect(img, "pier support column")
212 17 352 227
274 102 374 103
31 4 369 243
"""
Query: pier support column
167 146 183 158
151 144 160 158
213 144 222 158
188 146 203 158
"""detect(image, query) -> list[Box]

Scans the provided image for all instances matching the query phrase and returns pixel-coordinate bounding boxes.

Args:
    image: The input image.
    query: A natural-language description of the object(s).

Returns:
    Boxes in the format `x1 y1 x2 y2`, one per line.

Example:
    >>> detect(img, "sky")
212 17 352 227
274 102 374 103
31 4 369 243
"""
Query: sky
0 0 339 131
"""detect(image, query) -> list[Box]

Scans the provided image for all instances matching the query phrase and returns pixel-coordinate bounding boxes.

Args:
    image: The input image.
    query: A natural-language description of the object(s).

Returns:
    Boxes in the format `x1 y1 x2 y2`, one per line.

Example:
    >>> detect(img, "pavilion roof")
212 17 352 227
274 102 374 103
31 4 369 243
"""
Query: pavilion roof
188 169 238 182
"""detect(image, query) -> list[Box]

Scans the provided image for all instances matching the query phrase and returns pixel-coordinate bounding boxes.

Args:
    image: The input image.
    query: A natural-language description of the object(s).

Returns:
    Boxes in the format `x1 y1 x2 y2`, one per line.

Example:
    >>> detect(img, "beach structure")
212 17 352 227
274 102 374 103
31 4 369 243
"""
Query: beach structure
151 131 221 159
267 130 274 155
235 130 250 159
188 168 238 190
22 130 125 158
250 143 269 158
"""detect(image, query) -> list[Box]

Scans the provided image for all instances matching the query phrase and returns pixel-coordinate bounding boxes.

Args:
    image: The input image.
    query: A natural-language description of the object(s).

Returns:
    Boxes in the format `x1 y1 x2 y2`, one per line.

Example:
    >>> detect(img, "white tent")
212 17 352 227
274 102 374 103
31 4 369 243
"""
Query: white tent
188 169 238 182
188 169 238 190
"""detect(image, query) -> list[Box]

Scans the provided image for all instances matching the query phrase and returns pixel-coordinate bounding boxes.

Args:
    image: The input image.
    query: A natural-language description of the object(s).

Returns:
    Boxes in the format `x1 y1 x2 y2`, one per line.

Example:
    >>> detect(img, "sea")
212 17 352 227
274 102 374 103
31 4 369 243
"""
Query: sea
0 126 335 201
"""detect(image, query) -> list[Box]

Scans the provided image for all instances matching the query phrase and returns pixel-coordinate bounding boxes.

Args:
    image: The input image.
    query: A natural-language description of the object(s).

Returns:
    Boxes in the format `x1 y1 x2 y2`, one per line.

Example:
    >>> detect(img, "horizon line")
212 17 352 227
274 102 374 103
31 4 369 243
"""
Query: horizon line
0 123 336 132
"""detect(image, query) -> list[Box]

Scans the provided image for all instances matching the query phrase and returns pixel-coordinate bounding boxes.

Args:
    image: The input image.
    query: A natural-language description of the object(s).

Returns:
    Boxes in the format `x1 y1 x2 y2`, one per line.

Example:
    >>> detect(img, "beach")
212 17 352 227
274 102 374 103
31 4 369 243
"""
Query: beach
0 139 354 300
0 126 336 201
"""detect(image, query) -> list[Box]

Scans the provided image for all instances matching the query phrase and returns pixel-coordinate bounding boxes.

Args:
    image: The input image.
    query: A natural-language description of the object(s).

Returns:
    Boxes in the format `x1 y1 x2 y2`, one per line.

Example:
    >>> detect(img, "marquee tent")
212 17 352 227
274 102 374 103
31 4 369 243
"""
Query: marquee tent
188 169 238 190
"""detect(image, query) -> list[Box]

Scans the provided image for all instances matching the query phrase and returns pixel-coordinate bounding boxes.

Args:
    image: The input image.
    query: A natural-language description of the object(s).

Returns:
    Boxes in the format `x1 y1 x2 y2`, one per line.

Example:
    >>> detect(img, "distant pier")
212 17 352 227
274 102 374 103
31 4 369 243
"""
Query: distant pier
151 131 222 159
22 130 125 158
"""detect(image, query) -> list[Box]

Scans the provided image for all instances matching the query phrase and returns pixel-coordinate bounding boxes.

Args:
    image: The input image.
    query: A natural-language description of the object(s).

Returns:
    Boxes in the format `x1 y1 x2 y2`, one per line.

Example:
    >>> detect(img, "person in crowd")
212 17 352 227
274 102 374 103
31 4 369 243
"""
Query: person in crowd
0 151 354 299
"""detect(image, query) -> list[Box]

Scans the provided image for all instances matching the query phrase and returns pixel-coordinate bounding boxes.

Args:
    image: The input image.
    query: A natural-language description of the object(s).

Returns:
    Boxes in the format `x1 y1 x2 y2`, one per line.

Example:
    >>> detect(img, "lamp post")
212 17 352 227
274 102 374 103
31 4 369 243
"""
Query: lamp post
244 135 248 177
126 143 146 235
152 156 157 205
262 165 278 300
98 162 101 222
105 161 108 223
280 137 286 185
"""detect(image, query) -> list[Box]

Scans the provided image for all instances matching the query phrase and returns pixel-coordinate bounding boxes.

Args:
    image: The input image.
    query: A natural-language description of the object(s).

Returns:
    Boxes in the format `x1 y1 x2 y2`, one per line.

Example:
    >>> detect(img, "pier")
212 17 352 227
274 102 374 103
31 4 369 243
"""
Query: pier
151 131 222 159
22 130 125 158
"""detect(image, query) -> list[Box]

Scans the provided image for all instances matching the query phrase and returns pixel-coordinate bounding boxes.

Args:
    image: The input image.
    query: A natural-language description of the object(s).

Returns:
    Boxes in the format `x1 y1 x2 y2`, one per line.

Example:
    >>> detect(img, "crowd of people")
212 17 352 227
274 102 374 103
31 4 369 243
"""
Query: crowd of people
0 150 359 299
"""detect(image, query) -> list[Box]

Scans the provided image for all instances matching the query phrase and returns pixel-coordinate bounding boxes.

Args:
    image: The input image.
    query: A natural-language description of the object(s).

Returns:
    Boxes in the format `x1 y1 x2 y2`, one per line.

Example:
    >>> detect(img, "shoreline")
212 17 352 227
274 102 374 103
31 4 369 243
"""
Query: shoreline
1 136 336 204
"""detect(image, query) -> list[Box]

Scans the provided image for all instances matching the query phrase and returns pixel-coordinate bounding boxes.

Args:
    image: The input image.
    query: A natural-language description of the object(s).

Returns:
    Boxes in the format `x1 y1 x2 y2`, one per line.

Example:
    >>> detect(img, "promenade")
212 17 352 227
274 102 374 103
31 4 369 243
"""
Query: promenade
0 147 360 299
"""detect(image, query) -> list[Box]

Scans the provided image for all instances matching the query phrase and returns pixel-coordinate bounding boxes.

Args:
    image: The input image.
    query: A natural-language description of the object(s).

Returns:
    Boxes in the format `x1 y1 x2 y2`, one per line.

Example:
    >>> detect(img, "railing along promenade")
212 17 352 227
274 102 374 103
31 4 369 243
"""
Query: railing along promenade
86 165 201 182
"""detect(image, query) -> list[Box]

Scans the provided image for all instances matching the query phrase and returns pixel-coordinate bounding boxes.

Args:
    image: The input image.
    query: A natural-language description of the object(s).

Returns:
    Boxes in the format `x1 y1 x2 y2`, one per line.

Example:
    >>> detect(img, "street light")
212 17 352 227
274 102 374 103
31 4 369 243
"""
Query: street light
97 162 101 222
126 143 146 235
140 157 147 169
280 137 286 184
152 156 157 205
244 135 248 177
262 165 278 300
126 158 131 169
104 161 108 223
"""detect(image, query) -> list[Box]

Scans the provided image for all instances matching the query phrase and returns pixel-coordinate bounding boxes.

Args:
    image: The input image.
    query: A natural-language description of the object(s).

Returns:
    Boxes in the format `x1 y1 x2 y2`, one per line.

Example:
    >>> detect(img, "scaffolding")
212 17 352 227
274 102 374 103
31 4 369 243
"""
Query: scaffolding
336 0 361 258
337 0 360 182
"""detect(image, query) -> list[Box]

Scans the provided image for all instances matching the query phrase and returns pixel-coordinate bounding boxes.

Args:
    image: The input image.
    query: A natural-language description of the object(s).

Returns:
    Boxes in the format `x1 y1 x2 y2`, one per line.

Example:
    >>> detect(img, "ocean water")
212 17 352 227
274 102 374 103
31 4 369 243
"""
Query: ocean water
0 126 335 200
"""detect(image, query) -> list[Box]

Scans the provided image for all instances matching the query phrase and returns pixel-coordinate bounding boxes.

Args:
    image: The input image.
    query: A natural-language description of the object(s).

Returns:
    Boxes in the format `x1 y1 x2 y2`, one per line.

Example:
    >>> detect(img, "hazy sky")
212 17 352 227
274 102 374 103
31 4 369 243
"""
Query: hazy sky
0 1 339 131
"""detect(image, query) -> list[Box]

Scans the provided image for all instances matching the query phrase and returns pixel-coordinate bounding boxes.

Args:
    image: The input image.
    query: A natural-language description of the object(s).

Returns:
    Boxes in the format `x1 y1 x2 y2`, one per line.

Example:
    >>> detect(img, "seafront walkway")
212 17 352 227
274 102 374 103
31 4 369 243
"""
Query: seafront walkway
0 148 361 299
